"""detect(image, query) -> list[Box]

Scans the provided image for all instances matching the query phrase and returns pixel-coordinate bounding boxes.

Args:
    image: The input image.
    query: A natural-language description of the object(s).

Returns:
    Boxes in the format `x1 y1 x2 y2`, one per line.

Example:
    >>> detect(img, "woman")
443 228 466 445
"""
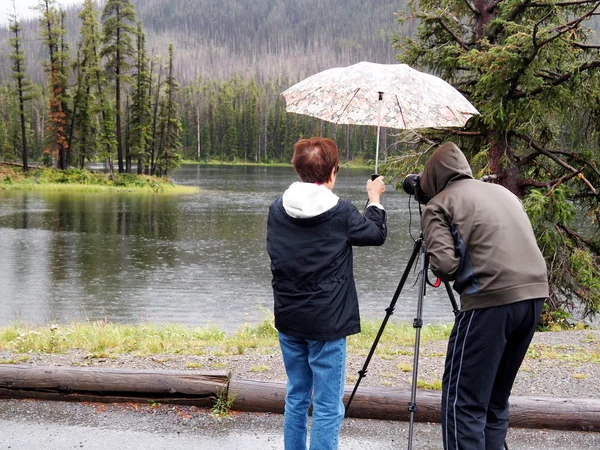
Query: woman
266 137 387 450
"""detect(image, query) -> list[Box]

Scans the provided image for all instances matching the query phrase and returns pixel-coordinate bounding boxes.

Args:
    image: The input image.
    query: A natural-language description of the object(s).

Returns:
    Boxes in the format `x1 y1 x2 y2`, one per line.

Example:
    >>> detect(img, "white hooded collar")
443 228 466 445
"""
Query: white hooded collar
282 182 339 219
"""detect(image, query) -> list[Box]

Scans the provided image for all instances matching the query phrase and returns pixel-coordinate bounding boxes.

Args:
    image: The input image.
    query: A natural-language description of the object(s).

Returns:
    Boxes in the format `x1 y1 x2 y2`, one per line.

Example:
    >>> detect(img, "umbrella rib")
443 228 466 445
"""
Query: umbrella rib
284 86 325 108
396 96 407 129
335 88 361 124
446 105 462 123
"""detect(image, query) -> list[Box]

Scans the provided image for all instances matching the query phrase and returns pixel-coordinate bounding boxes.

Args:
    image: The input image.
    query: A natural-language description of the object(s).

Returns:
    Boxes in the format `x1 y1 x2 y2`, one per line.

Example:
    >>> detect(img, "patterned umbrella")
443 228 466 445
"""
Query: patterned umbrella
282 61 479 173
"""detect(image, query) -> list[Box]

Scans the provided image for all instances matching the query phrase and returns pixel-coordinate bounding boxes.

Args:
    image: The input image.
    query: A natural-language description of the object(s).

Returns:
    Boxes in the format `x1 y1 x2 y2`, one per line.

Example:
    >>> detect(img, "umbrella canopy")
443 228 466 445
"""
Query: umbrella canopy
282 61 479 130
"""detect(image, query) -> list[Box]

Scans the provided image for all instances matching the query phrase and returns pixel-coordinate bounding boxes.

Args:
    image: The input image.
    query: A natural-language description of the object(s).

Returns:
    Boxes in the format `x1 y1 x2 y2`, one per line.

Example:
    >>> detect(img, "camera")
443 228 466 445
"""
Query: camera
402 174 432 205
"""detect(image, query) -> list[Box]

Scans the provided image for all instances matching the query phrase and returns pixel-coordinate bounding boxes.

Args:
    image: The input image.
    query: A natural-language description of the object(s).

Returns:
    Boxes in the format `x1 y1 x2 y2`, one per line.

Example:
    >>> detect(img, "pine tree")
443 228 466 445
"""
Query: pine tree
8 2 32 171
57 9 72 167
155 44 182 176
74 0 115 168
101 0 137 173
72 0 103 168
129 22 152 174
0 112 8 158
2 85 22 159
246 78 259 162
393 0 600 317
148 55 162 174
37 0 69 170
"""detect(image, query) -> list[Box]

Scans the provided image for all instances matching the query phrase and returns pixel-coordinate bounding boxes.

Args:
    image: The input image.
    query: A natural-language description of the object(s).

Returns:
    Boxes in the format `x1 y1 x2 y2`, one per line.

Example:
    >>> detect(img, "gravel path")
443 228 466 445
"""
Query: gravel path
1 329 598 400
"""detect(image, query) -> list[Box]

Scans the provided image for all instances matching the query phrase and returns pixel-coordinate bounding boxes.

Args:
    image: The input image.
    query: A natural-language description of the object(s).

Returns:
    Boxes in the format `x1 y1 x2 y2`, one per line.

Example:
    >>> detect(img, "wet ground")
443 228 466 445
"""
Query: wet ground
0 399 599 449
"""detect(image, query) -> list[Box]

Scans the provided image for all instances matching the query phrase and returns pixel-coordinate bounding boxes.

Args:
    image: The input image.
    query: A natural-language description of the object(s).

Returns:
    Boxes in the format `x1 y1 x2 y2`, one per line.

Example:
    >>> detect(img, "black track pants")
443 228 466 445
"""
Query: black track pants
441 298 545 450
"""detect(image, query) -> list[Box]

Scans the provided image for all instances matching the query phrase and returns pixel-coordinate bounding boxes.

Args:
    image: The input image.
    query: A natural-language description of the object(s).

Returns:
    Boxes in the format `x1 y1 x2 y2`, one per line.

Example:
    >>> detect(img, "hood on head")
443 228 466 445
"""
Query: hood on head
420 142 473 198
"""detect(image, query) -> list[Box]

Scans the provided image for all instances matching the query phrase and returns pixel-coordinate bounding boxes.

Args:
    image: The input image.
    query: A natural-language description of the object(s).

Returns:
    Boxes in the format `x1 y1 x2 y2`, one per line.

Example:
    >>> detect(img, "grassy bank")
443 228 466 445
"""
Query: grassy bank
0 320 452 359
1 320 596 364
0 165 199 195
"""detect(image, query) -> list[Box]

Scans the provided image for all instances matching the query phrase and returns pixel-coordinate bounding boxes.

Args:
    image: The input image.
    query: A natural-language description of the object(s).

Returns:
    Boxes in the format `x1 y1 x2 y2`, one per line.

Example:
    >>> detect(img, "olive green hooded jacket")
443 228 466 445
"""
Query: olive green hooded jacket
420 142 549 311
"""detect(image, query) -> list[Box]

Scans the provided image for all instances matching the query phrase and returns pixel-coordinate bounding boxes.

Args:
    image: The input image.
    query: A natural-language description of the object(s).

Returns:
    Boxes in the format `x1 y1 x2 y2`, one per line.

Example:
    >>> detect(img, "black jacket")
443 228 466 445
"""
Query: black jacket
267 197 386 340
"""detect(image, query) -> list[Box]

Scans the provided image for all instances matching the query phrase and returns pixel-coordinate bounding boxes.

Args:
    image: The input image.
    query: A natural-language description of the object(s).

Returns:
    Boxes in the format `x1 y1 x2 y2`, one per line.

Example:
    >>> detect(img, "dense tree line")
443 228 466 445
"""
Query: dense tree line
177 75 393 164
0 0 403 169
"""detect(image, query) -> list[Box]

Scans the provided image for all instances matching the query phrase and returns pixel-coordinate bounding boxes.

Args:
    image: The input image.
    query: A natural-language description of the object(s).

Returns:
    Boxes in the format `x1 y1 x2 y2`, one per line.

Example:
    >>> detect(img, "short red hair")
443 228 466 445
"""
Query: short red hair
291 137 339 184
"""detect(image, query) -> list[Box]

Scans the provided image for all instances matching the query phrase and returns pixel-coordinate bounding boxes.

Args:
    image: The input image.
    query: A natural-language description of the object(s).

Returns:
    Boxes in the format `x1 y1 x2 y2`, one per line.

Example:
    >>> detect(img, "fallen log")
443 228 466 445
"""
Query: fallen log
230 380 600 431
0 365 598 431
0 365 229 407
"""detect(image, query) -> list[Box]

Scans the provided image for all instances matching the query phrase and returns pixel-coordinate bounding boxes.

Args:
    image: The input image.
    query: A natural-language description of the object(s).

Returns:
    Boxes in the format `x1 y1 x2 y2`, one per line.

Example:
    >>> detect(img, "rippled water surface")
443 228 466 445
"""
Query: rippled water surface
0 165 457 330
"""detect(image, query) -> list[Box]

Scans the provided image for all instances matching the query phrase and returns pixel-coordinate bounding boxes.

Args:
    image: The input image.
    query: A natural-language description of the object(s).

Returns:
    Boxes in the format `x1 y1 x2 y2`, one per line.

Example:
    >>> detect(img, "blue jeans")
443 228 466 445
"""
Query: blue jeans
278 332 346 450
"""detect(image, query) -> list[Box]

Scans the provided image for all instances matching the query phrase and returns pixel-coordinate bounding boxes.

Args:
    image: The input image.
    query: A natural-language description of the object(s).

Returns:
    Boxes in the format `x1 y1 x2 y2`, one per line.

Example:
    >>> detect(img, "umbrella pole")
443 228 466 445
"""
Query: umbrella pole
375 123 380 175
373 92 383 177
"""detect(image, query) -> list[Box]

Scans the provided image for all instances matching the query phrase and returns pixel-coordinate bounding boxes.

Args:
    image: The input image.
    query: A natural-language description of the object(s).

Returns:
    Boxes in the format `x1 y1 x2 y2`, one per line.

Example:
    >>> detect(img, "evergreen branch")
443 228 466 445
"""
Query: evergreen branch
549 2 600 36
547 150 600 177
505 10 554 99
486 1 533 45
547 170 584 192
558 224 598 252
511 60 600 99
528 0 600 6
536 4 600 49
446 130 485 136
570 42 600 49
533 10 556 49
520 177 554 188
514 133 598 194
437 18 469 50
516 150 542 167
506 0 533 23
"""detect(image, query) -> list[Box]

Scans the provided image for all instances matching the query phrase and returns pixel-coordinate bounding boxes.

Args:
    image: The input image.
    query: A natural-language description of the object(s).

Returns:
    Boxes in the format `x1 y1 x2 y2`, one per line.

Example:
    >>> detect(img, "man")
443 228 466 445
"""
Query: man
266 137 386 450
419 142 548 450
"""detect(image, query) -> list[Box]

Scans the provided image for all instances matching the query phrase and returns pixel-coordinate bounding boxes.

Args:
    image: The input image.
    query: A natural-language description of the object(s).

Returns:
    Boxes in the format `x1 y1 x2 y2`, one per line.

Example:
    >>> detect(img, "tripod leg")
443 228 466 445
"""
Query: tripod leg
344 238 423 415
407 242 428 450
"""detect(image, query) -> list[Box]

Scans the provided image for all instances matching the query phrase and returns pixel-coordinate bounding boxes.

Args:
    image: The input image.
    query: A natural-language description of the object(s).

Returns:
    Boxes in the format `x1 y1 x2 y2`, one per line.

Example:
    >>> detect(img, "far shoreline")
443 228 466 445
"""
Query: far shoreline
180 158 373 170
0 163 199 195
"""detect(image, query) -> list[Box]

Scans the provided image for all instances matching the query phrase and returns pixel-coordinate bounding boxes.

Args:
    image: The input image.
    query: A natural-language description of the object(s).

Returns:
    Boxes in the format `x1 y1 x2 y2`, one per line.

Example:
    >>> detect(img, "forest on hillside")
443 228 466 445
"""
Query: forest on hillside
0 0 407 84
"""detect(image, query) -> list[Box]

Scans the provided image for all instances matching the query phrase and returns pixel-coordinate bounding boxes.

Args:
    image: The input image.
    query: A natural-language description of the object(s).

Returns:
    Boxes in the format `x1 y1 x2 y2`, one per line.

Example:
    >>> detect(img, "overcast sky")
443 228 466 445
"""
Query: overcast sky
0 0 84 26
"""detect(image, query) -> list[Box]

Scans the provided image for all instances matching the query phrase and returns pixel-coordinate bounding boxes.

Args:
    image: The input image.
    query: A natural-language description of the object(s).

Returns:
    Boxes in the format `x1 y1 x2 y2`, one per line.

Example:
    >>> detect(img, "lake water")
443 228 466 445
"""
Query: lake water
0 165 457 331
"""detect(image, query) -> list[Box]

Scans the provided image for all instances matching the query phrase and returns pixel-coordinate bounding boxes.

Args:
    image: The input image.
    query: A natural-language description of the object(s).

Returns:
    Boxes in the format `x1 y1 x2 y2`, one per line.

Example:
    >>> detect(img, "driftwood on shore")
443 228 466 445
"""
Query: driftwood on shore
0 364 598 432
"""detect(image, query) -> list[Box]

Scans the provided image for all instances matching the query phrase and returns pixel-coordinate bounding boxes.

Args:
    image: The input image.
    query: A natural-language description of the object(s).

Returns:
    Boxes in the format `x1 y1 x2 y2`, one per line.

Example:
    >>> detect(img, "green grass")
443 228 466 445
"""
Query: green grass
397 362 413 372
417 379 443 390
0 319 452 357
1 318 596 366
347 321 453 355
0 320 279 357
526 343 600 363
0 182 198 195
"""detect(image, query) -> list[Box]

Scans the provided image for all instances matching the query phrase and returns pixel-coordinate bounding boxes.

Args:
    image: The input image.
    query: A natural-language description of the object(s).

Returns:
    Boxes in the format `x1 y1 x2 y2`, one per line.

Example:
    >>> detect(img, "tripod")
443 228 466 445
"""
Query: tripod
344 234 459 449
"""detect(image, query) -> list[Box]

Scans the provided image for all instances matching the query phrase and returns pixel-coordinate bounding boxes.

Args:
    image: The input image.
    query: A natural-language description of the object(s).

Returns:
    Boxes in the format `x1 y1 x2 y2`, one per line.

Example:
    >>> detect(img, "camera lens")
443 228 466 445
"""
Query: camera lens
403 174 432 204
403 174 420 196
